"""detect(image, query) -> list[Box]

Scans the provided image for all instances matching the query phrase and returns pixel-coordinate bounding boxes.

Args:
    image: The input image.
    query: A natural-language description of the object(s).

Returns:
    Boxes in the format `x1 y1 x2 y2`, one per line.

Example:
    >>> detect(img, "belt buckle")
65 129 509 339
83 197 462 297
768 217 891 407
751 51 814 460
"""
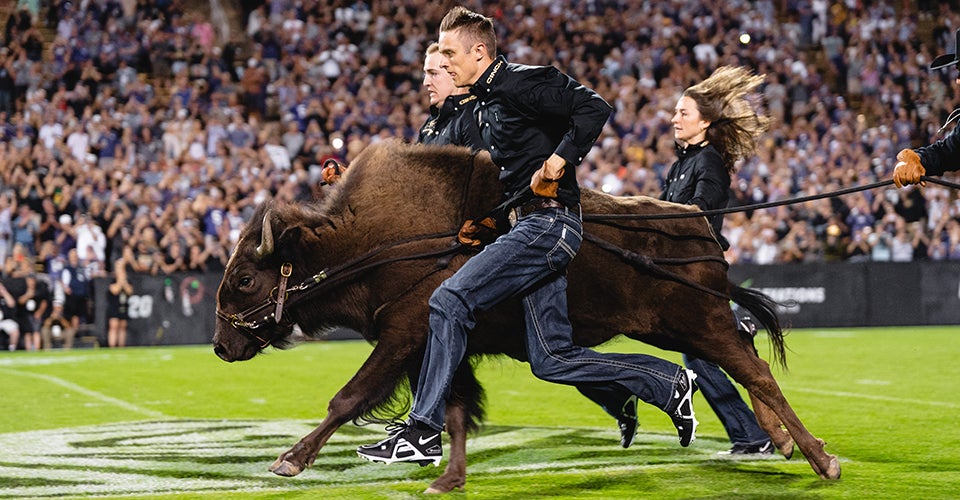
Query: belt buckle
508 207 519 227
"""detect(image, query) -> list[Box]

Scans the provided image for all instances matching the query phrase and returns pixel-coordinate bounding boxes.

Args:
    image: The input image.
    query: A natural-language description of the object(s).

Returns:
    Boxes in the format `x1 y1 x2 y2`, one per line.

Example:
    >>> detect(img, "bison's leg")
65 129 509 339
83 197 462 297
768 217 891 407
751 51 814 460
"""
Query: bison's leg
717 348 840 480
423 400 467 494
425 354 485 493
748 392 794 459
269 334 423 476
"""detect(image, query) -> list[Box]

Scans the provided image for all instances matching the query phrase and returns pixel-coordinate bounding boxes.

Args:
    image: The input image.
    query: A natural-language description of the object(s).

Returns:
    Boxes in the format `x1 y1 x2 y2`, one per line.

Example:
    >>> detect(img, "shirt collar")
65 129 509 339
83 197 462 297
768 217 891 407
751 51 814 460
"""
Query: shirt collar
471 55 507 98
675 140 709 158
432 92 477 117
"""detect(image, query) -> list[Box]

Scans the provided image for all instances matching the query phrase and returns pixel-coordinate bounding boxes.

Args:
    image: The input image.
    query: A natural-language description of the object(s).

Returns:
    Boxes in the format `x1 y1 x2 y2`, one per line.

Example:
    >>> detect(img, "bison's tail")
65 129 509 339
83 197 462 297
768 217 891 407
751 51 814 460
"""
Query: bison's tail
730 283 788 371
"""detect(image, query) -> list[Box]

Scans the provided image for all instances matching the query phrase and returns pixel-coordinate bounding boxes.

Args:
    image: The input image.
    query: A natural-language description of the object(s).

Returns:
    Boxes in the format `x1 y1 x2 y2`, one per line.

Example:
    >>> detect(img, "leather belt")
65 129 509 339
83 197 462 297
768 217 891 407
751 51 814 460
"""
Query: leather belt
518 197 564 215
508 197 569 226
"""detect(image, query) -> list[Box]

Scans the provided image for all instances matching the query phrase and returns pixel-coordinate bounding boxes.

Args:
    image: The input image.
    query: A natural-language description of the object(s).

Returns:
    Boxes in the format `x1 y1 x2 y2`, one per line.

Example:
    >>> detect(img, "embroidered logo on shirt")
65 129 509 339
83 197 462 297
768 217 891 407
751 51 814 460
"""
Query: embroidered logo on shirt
486 59 504 85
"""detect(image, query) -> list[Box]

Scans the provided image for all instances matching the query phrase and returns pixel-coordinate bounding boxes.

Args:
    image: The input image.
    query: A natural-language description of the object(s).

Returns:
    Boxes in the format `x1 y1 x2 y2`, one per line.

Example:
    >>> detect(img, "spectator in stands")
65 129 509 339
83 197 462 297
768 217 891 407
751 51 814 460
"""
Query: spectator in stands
61 248 90 329
5 242 34 277
11 201 38 257
0 192 13 268
105 260 133 348
240 56 267 118
16 274 48 351
0 281 20 351
157 238 186 274
0 48 15 115
75 213 106 264
41 300 75 350
36 198 61 247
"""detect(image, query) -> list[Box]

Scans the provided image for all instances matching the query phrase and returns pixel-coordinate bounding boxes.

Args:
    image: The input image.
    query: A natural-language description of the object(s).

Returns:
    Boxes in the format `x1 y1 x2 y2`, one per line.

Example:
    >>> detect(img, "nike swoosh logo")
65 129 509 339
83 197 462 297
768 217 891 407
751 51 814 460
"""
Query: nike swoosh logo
418 434 437 446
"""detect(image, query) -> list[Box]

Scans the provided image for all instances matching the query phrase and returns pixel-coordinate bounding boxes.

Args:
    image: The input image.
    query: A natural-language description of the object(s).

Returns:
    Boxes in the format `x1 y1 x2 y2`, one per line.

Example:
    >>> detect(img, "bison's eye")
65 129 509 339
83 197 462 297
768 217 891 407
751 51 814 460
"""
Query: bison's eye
238 276 253 289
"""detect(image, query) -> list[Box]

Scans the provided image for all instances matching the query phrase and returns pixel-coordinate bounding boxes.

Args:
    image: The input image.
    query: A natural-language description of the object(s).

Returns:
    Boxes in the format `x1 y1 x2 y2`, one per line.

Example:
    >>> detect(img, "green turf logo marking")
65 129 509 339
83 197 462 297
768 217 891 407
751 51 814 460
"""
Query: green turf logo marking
0 419 778 498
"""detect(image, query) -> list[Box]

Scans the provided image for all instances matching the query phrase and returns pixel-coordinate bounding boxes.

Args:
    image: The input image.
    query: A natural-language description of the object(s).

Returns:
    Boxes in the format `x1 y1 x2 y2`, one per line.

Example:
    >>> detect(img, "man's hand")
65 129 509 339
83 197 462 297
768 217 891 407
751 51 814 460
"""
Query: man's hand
893 148 925 188
457 217 498 247
531 154 566 198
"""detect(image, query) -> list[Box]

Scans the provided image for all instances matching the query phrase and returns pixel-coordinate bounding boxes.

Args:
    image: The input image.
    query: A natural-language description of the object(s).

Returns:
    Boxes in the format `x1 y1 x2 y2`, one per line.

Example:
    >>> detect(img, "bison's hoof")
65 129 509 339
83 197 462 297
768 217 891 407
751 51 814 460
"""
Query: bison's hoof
779 440 795 460
269 458 304 477
424 485 464 494
424 475 465 494
821 455 841 480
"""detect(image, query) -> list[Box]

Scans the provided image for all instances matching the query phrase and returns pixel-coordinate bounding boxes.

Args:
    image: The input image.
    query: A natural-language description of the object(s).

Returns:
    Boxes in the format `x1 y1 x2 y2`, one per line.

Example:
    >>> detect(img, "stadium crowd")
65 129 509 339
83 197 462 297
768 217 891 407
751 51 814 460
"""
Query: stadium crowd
0 0 958 348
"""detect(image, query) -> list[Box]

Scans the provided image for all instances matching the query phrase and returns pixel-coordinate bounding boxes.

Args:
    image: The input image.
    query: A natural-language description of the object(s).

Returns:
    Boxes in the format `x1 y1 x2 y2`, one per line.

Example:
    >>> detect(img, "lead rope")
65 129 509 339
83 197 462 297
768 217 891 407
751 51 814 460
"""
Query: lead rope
583 176 960 223
583 179 895 222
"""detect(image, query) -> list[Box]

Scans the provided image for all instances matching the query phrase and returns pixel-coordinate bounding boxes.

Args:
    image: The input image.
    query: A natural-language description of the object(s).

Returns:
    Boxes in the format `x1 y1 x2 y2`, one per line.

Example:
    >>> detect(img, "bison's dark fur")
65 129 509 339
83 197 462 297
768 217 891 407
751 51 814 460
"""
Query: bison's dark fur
214 141 839 492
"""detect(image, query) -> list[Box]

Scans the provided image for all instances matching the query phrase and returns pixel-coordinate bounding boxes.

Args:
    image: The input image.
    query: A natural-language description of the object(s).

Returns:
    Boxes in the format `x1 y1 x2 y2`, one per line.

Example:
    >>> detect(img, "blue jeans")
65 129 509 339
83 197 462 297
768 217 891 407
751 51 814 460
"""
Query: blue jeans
410 205 684 431
683 354 770 446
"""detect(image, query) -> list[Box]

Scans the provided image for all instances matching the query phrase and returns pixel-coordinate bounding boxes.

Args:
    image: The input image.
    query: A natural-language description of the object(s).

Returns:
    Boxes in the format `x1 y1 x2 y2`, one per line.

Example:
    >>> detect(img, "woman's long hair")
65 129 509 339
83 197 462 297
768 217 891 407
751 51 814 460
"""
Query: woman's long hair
684 66 770 173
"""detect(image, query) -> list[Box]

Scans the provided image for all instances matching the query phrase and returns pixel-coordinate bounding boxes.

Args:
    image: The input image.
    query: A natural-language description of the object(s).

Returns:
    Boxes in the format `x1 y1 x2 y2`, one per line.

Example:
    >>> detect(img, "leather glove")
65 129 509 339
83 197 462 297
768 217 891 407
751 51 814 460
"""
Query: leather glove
893 149 925 188
531 164 564 198
457 217 499 247
321 164 343 185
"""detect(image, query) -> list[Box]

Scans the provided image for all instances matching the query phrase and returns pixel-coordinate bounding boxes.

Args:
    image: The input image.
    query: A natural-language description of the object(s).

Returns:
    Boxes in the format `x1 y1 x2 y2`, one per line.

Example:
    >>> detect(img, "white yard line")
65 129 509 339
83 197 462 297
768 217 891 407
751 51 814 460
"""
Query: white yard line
789 387 960 409
0 367 168 419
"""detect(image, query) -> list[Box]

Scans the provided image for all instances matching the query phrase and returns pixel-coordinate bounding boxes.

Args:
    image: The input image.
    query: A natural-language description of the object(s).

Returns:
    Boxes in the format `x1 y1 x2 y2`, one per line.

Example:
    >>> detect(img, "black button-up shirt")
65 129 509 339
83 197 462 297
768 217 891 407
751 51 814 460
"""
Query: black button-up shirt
470 56 612 207
661 141 729 240
417 93 483 151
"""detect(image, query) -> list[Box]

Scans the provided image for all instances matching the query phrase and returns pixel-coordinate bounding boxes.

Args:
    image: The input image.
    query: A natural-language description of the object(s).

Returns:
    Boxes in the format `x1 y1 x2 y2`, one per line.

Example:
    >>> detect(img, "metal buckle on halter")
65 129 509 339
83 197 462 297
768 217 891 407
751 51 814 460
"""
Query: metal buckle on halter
227 314 245 329
274 262 294 324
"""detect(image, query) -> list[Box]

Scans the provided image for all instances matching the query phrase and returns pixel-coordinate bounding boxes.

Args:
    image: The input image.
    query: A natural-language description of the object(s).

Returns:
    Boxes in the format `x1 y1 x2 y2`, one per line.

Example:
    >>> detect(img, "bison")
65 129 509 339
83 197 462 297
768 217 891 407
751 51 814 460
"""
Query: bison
214 141 839 492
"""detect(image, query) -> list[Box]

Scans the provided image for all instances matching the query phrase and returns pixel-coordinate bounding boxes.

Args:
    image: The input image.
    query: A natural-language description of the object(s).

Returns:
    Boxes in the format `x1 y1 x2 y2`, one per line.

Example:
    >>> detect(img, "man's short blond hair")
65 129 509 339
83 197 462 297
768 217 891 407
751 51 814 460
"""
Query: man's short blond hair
439 6 497 57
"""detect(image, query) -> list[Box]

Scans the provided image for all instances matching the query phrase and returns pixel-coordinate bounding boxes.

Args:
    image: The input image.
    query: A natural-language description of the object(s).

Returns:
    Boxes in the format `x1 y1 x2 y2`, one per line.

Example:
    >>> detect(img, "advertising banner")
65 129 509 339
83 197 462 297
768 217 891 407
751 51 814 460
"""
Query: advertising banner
728 263 871 328
90 273 220 346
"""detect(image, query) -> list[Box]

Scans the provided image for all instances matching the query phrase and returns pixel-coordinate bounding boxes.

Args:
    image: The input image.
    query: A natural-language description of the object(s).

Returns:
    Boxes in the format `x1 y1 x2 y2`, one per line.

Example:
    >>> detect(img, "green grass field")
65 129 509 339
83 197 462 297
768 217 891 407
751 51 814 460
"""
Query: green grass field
1 326 959 499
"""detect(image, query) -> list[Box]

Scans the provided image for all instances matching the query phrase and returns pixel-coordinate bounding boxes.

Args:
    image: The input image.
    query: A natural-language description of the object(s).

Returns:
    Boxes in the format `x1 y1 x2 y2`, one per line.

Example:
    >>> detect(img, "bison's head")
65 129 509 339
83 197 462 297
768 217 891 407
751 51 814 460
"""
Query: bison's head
214 203 304 362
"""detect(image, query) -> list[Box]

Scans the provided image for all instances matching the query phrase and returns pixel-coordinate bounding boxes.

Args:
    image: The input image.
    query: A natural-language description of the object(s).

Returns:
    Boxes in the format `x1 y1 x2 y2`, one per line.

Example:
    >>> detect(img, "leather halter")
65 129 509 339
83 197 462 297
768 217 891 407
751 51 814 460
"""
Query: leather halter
215 230 460 350
215 262 299 349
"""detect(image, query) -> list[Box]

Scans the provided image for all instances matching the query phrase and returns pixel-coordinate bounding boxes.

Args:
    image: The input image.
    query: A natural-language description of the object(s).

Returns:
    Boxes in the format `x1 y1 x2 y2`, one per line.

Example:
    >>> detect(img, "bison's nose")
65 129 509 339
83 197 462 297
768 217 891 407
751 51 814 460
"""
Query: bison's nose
213 344 234 362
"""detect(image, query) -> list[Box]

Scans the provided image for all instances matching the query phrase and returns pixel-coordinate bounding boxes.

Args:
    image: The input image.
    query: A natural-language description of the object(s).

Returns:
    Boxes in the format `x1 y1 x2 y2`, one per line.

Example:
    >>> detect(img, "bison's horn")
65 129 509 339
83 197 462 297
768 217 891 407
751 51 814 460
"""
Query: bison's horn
255 211 274 260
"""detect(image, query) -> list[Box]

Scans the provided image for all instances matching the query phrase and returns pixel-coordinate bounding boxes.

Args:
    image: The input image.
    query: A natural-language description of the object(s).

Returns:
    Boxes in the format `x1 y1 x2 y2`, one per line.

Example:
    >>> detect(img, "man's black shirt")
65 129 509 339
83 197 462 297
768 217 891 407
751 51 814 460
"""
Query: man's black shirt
470 56 612 207
418 93 482 151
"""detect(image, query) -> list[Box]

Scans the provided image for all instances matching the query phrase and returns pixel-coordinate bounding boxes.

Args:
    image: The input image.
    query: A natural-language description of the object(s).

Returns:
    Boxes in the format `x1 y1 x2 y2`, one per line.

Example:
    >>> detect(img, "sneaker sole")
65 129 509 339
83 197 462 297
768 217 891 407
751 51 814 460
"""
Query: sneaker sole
619 422 637 449
677 369 698 447
356 451 441 467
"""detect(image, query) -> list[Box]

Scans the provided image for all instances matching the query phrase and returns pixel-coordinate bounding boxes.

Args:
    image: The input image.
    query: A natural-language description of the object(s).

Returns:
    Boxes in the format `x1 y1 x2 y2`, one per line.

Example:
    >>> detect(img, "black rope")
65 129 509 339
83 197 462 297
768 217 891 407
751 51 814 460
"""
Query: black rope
283 231 460 312
581 176 960 222
923 176 960 190
583 179 895 221
582 232 731 300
